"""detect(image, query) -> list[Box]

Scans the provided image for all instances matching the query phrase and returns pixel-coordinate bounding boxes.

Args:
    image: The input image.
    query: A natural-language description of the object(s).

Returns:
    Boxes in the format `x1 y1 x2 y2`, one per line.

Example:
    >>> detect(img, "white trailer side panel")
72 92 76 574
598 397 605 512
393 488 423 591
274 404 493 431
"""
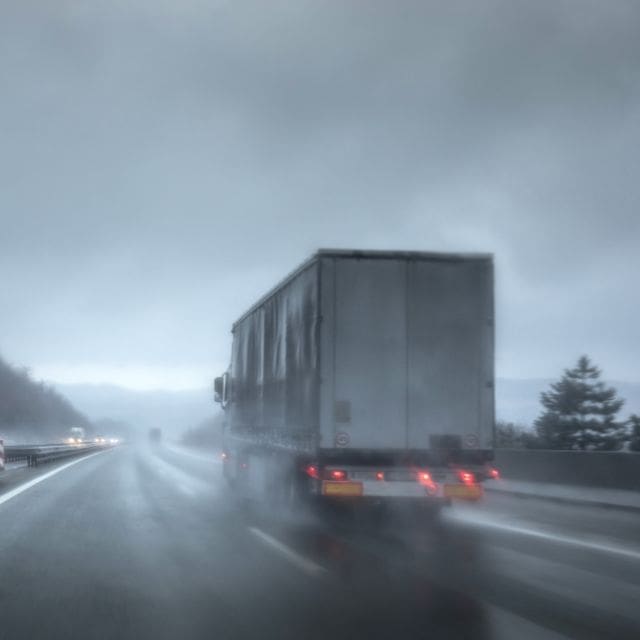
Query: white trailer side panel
318 257 335 448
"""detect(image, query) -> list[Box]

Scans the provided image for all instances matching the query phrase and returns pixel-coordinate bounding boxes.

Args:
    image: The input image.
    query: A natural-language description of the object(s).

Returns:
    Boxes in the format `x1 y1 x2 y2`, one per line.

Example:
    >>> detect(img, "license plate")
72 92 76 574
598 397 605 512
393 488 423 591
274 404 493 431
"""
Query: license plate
322 481 363 497
444 483 483 500
384 470 414 482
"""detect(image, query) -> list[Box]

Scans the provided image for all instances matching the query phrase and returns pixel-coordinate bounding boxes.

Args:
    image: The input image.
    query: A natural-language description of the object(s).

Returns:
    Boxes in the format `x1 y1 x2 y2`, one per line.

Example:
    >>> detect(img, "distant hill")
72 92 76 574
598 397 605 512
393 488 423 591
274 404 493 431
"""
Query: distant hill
496 378 640 426
58 383 216 439
0 356 91 443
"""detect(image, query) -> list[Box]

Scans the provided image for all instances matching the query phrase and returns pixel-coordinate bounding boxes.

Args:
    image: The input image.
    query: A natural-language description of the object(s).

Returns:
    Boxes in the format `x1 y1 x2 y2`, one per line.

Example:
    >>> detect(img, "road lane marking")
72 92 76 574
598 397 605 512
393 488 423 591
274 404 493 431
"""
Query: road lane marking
445 511 640 562
0 450 109 507
248 527 327 578
5 461 28 471
489 605 571 640
142 449 211 496
164 442 222 465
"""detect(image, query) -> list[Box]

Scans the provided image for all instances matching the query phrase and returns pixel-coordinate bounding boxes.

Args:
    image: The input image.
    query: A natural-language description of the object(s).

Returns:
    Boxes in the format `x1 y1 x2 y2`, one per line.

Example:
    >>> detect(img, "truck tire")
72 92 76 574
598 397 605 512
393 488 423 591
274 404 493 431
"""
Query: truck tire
283 471 308 518
413 502 444 529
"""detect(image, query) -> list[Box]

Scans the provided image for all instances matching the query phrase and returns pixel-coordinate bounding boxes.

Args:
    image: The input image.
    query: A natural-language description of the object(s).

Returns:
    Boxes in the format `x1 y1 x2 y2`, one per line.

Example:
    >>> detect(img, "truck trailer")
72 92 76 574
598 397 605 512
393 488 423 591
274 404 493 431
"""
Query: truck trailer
215 250 496 510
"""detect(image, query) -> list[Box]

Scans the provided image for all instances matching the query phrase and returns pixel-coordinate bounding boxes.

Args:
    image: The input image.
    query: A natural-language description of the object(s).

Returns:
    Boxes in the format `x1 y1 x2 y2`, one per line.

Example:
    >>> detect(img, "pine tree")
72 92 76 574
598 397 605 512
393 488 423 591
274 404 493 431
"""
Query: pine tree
534 356 625 450
494 420 541 449
628 414 640 452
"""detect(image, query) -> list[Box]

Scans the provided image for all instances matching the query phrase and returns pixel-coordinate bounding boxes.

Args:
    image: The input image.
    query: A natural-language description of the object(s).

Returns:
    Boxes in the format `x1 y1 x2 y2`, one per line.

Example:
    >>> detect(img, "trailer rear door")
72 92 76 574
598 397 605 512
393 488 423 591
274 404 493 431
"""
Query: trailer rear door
321 253 493 452
407 259 494 450
331 258 408 449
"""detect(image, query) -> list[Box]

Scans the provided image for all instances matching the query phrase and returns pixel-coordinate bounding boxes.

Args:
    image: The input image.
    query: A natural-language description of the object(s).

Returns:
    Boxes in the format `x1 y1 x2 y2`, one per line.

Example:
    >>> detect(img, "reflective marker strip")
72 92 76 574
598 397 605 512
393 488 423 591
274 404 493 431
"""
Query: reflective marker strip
0 450 109 507
322 481 363 497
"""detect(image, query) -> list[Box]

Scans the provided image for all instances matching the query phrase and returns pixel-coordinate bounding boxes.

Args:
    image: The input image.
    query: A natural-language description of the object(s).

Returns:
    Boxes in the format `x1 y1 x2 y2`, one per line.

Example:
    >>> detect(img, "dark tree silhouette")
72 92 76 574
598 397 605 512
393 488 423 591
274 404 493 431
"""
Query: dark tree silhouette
628 414 640 452
0 354 91 440
534 355 625 450
182 413 225 449
494 420 542 449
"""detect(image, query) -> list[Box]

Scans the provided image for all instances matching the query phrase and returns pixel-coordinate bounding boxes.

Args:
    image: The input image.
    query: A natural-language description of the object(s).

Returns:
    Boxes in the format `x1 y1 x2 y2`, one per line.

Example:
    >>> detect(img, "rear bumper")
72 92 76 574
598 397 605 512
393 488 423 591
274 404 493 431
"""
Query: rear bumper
314 479 483 501
322 479 430 498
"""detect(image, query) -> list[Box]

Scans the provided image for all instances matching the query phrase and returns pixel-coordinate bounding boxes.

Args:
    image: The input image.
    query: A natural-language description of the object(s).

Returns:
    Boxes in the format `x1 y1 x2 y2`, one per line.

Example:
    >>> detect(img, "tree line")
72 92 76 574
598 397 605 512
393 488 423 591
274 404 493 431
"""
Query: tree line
0 354 91 440
182 413 225 449
496 355 640 451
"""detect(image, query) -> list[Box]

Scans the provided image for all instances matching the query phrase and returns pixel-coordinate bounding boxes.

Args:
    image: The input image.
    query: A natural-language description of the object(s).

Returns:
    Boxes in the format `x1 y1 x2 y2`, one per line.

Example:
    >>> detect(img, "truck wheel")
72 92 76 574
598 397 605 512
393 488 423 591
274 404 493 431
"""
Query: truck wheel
414 502 444 528
222 463 236 490
284 472 305 516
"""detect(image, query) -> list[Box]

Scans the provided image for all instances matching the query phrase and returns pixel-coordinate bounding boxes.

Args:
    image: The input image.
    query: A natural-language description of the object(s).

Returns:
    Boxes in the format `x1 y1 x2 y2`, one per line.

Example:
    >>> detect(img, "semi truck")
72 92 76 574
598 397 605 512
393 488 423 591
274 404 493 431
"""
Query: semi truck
215 250 496 512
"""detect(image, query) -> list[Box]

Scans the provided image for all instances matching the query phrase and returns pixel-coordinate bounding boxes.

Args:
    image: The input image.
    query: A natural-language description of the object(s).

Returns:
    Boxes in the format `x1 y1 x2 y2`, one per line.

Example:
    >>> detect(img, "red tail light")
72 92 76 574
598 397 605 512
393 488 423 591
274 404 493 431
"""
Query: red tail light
417 469 436 495
459 470 475 485
375 471 385 481
304 464 319 479
489 467 500 479
328 469 347 481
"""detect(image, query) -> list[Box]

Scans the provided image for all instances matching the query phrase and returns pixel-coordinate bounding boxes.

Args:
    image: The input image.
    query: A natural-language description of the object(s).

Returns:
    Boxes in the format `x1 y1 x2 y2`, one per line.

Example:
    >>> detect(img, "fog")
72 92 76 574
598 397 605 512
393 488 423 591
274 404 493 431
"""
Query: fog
1 5 640 639
2 1 639 390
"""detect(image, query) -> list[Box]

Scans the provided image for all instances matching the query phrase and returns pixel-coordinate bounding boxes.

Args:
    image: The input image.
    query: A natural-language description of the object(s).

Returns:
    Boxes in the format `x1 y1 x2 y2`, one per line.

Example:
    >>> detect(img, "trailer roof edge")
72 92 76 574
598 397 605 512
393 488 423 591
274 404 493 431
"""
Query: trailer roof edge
231 249 493 329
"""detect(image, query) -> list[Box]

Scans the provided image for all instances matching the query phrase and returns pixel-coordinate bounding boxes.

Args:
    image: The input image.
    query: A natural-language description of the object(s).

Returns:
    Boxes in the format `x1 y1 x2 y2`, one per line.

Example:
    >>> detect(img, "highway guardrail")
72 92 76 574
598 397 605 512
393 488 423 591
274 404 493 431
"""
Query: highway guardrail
4 442 110 467
494 449 640 491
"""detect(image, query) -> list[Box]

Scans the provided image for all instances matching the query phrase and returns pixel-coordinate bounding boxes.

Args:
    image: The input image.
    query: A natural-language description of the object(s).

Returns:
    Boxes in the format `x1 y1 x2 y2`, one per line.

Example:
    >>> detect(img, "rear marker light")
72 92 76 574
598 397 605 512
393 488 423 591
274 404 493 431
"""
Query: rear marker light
489 467 500 479
329 469 347 481
459 471 475 485
417 469 437 495
376 471 384 481
304 465 319 479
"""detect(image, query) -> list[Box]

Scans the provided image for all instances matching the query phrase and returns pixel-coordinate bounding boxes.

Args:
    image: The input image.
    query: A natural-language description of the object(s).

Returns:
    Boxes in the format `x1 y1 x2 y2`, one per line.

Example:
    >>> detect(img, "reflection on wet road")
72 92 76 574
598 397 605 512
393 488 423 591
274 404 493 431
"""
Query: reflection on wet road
0 443 638 639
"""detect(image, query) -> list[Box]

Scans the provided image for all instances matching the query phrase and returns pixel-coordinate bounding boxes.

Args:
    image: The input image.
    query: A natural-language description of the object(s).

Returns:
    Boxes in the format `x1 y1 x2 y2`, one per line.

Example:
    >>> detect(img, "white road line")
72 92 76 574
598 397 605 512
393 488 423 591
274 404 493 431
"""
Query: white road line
0 450 109 507
446 511 640 561
489 605 571 640
5 461 28 471
143 450 211 496
248 527 327 578
164 442 222 465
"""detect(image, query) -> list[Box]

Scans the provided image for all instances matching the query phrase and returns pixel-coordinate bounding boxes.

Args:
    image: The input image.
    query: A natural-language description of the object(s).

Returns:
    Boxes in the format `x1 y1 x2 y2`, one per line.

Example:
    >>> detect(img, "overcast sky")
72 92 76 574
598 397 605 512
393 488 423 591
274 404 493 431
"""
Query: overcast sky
1 0 639 390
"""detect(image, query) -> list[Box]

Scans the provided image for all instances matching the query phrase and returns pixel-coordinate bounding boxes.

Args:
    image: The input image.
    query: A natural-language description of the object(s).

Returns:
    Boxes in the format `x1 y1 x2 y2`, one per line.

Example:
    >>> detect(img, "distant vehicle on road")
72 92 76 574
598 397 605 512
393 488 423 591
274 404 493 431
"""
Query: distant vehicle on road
215 250 497 516
68 426 86 444
148 428 162 444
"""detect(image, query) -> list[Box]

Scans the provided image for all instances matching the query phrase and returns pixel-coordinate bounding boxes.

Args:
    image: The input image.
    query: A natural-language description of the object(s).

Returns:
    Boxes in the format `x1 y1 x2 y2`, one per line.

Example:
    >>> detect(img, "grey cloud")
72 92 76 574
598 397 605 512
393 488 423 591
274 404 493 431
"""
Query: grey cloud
1 1 639 383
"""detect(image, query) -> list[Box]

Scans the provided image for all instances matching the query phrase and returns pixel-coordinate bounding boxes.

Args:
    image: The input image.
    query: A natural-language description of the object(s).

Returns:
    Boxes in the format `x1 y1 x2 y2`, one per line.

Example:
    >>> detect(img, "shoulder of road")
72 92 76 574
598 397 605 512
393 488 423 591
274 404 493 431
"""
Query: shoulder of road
486 479 640 512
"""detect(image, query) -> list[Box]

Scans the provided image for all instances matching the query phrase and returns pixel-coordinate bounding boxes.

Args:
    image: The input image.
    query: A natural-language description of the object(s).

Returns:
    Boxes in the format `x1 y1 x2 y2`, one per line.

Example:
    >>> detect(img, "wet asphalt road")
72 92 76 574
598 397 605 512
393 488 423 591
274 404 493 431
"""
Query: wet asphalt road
0 444 638 640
